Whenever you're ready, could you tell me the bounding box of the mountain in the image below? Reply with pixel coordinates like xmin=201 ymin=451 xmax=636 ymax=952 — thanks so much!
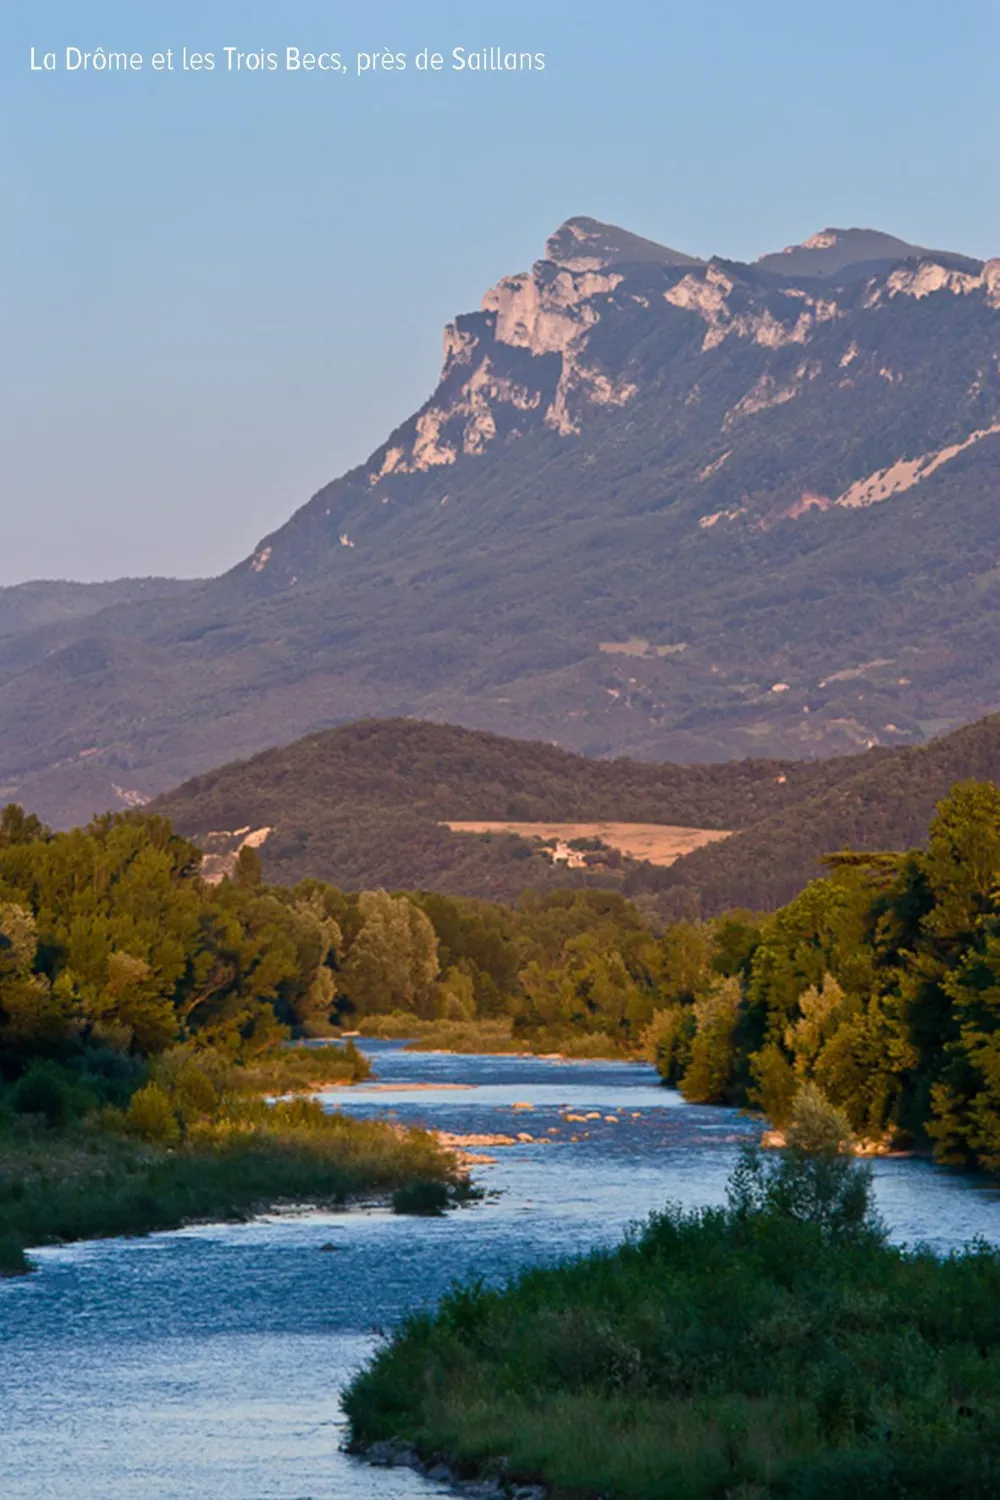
xmin=148 ymin=713 xmax=1000 ymax=912
xmin=0 ymin=578 xmax=198 ymax=640
xmin=2 ymin=216 xmax=998 ymax=827
xmin=544 ymin=215 xmax=704 ymax=270
xmin=755 ymin=227 xmax=982 ymax=281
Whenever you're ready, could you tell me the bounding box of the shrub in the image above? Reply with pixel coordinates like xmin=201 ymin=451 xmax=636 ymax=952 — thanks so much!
xmin=0 ymin=1234 xmax=30 ymax=1277
xmin=726 ymin=1139 xmax=883 ymax=1245
xmin=786 ymin=1081 xmax=855 ymax=1155
xmin=11 ymin=1063 xmax=74 ymax=1127
xmin=124 ymin=1084 xmax=181 ymax=1145
xmin=391 ymin=1180 xmax=452 ymax=1216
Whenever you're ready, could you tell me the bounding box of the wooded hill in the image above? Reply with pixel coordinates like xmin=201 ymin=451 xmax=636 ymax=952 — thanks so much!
xmin=150 ymin=714 xmax=1000 ymax=911
xmin=651 ymin=709 xmax=1000 ymax=912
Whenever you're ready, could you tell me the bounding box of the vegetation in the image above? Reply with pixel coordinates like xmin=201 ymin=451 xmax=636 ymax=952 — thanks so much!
xmin=644 ymin=710 xmax=1000 ymax=915
xmin=0 ymin=1097 xmax=456 ymax=1272
xmin=151 ymin=718 xmax=879 ymax=902
xmin=6 ymin=772 xmax=1000 ymax=1282
xmin=153 ymin=718 xmax=861 ymax=835
xmin=0 ymin=576 xmax=198 ymax=640
xmin=345 ymin=1144 xmax=1000 ymax=1499
xmin=358 ymin=1015 xmax=526 ymax=1053
xmin=643 ymin=780 xmax=1000 ymax=1173
xmin=0 ymin=806 xmax=462 ymax=1271
xmin=147 ymin=713 xmax=1000 ymax=915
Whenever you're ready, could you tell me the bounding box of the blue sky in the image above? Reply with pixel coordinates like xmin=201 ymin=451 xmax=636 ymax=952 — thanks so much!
xmin=2 ymin=0 xmax=997 ymax=584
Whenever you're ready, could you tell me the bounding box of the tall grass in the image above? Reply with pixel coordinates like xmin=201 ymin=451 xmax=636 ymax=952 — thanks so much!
xmin=0 ymin=1042 xmax=458 ymax=1271
xmin=0 ymin=1109 xmax=457 ymax=1262
xmin=345 ymin=1148 xmax=1000 ymax=1498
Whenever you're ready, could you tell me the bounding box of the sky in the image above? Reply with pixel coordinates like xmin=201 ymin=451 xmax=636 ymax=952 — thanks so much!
xmin=2 ymin=0 xmax=997 ymax=586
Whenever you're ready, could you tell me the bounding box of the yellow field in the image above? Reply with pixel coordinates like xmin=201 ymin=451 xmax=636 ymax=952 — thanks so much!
xmin=442 ymin=821 xmax=730 ymax=866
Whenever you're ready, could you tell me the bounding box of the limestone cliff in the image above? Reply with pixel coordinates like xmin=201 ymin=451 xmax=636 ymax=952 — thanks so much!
xmin=363 ymin=216 xmax=995 ymax=486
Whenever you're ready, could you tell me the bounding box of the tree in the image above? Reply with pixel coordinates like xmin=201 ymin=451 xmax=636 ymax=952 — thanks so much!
xmin=342 ymin=891 xmax=440 ymax=1017
xmin=642 ymin=1004 xmax=694 ymax=1086
xmin=0 ymin=902 xmax=75 ymax=1054
xmin=659 ymin=920 xmax=712 ymax=1005
xmin=234 ymin=844 xmax=263 ymax=887
xmin=681 ymin=977 xmax=743 ymax=1104
xmin=0 ymin=805 xmax=49 ymax=848
xmin=785 ymin=1082 xmax=855 ymax=1155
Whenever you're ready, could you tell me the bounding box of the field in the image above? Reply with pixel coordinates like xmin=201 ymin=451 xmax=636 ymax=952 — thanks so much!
xmin=442 ymin=821 xmax=731 ymax=865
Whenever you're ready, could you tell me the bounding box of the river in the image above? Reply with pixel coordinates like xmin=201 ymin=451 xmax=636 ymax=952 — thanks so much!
xmin=2 ymin=1041 xmax=999 ymax=1498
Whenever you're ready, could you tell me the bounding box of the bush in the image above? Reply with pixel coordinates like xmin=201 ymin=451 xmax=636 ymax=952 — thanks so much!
xmin=0 ymin=1234 xmax=30 ymax=1277
xmin=785 ymin=1082 xmax=855 ymax=1155
xmin=727 ymin=1140 xmax=883 ymax=1245
xmin=124 ymin=1084 xmax=181 ymax=1145
xmin=391 ymin=1180 xmax=452 ymax=1216
xmin=11 ymin=1063 xmax=74 ymax=1127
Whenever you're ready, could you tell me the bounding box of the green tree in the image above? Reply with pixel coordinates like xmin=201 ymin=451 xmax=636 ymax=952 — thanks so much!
xmin=342 ymin=891 xmax=440 ymax=1017
xmin=681 ymin=976 xmax=743 ymax=1103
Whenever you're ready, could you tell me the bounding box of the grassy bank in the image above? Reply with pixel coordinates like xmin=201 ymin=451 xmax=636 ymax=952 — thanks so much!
xmin=345 ymin=1148 xmax=1000 ymax=1499
xmin=356 ymin=1014 xmax=634 ymax=1059
xmin=0 ymin=1044 xmax=461 ymax=1275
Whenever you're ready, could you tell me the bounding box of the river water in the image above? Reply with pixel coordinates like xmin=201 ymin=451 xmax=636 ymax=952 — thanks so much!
xmin=2 ymin=1041 xmax=999 ymax=1499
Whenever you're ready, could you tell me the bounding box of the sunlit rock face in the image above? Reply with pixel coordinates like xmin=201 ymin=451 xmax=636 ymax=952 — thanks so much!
xmin=363 ymin=216 xmax=994 ymax=483
xmin=368 ymin=221 xmax=662 ymax=475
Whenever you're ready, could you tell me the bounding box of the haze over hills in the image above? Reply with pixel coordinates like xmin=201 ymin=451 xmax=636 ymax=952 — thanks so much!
xmin=0 ymin=578 xmax=199 ymax=640
xmin=148 ymin=714 xmax=1000 ymax=913
xmin=2 ymin=214 xmax=999 ymax=827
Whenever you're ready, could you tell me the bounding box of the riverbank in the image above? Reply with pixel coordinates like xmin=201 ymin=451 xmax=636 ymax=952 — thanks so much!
xmin=6 ymin=1044 xmax=1000 ymax=1499
xmin=356 ymin=1015 xmax=635 ymax=1060
xmin=345 ymin=1148 xmax=1000 ymax=1500
xmin=0 ymin=1044 xmax=463 ymax=1276
xmin=0 ymin=1109 xmax=462 ymax=1277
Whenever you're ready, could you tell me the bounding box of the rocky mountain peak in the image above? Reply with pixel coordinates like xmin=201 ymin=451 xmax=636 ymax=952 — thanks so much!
xmin=756 ymin=226 xmax=981 ymax=280
xmin=543 ymin=216 xmax=703 ymax=272
xmin=359 ymin=215 xmax=997 ymax=487
xmin=4 ymin=211 xmax=1000 ymax=830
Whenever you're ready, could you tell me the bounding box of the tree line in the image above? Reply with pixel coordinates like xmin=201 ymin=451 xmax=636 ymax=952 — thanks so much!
xmin=0 ymin=804 xmax=668 ymax=1078
xmin=647 ymin=781 xmax=1000 ymax=1173
xmin=3 ymin=783 xmax=1000 ymax=1172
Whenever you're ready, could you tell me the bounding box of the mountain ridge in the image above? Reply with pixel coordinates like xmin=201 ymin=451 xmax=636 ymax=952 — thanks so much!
xmin=2 ymin=215 xmax=998 ymax=827
xmin=144 ymin=713 xmax=1000 ymax=913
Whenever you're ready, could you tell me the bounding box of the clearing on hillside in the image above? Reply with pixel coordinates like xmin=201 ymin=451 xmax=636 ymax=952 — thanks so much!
xmin=442 ymin=821 xmax=730 ymax=866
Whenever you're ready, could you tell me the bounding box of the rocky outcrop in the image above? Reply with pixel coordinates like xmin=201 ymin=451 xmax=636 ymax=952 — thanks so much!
xmin=369 ymin=247 xmax=641 ymax=475
xmin=835 ymin=421 xmax=1000 ymax=510
xmin=364 ymin=218 xmax=996 ymax=486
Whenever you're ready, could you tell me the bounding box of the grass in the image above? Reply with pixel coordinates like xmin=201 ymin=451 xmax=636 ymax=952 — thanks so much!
xmin=356 ymin=1013 xmax=634 ymax=1059
xmin=233 ymin=1036 xmax=372 ymax=1091
xmin=345 ymin=1149 xmax=1000 ymax=1499
xmin=0 ymin=1042 xmax=460 ymax=1273
xmin=358 ymin=1015 xmax=526 ymax=1053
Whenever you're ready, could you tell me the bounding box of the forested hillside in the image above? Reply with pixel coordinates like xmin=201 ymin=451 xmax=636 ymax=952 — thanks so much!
xmin=0 ymin=577 xmax=197 ymax=638
xmin=150 ymin=718 xmax=872 ymax=831
xmin=150 ymin=714 xmax=1000 ymax=913
xmin=656 ymin=709 xmax=1000 ymax=913
xmin=150 ymin=717 xmax=880 ymax=899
